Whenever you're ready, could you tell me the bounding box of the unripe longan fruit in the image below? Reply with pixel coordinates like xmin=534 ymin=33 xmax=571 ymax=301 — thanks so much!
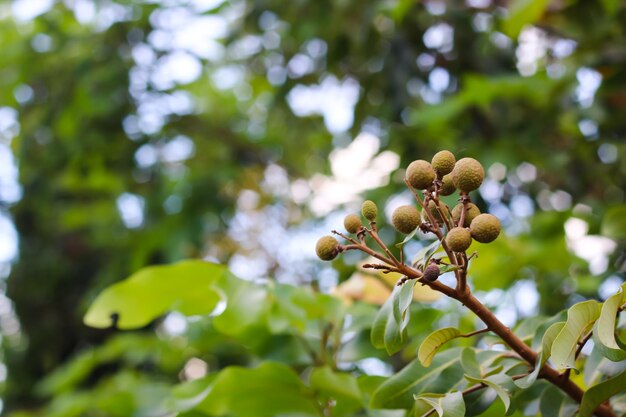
xmin=432 ymin=150 xmax=456 ymax=177
xmin=392 ymin=205 xmax=420 ymax=234
xmin=439 ymin=174 xmax=456 ymax=196
xmin=470 ymin=214 xmax=501 ymax=243
xmin=446 ymin=227 xmax=472 ymax=252
xmin=316 ymin=236 xmax=340 ymax=261
xmin=452 ymin=157 xmax=484 ymax=192
xmin=451 ymin=203 xmax=481 ymax=227
xmin=423 ymin=263 xmax=440 ymax=282
xmin=406 ymin=160 xmax=436 ymax=190
xmin=421 ymin=200 xmax=444 ymax=226
xmin=344 ymin=214 xmax=362 ymax=234
xmin=361 ymin=200 xmax=378 ymax=221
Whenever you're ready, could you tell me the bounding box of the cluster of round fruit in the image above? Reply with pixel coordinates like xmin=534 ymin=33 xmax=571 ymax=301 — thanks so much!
xmin=315 ymin=151 xmax=501 ymax=261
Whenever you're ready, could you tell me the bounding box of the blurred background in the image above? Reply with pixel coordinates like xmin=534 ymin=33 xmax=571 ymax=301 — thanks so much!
xmin=0 ymin=0 xmax=625 ymax=415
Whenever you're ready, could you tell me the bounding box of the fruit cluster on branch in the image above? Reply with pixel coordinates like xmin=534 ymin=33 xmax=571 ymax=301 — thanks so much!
xmin=315 ymin=150 xmax=500 ymax=282
xmin=314 ymin=150 xmax=620 ymax=417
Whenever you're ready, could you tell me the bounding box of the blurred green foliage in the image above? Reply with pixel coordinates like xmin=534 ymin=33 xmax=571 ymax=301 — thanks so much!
xmin=0 ymin=0 xmax=625 ymax=415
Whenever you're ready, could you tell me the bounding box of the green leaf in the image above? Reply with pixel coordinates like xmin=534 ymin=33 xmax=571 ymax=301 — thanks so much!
xmin=84 ymin=261 xmax=227 ymax=329
xmin=514 ymin=315 xmax=549 ymax=345
xmin=418 ymin=327 xmax=461 ymax=367
xmin=513 ymin=351 xmax=541 ymax=389
xmin=501 ymin=0 xmax=550 ymax=38
xmin=541 ymin=321 xmax=565 ymax=360
xmin=583 ymin=342 xmax=626 ymax=387
xmin=412 ymin=240 xmax=441 ymax=267
xmin=460 ymin=347 xmax=482 ymax=379
xmin=371 ymin=285 xmax=408 ymax=354
xmin=438 ymin=264 xmax=460 ymax=274
xmin=551 ymin=300 xmax=601 ymax=371
xmin=165 ymin=375 xmax=217 ymax=413
xmin=310 ymin=367 xmax=362 ymax=417
xmin=593 ymin=283 xmax=626 ymax=361
xmin=600 ymin=0 xmax=620 ymax=16
xmin=414 ymin=394 xmax=443 ymax=417
xmin=539 ymin=385 xmax=577 ymax=417
xmin=396 ymin=227 xmax=419 ymax=248
xmin=212 ymin=271 xmax=269 ymax=336
xmin=579 ymin=370 xmax=626 ymax=417
xmin=371 ymin=348 xmax=465 ymax=409
xmin=512 ymin=319 xmax=564 ymax=389
xmin=465 ymin=374 xmax=512 ymax=412
xmin=268 ymin=283 xmax=343 ymax=334
xmin=601 ymin=205 xmax=626 ymax=239
xmin=414 ymin=392 xmax=465 ymax=417
xmin=194 ymin=362 xmax=321 ymax=417
xmin=310 ymin=366 xmax=362 ymax=402
xmin=394 ymin=281 xmax=417 ymax=334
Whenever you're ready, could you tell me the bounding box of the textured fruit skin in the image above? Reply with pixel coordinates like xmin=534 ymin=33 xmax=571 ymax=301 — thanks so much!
xmin=451 ymin=203 xmax=481 ymax=227
xmin=439 ymin=174 xmax=456 ymax=196
xmin=452 ymin=157 xmax=484 ymax=192
xmin=316 ymin=236 xmax=340 ymax=261
xmin=446 ymin=227 xmax=472 ymax=252
xmin=432 ymin=150 xmax=456 ymax=177
xmin=392 ymin=205 xmax=420 ymax=234
xmin=422 ymin=200 xmax=444 ymax=225
xmin=406 ymin=160 xmax=436 ymax=190
xmin=470 ymin=214 xmax=501 ymax=243
xmin=423 ymin=264 xmax=440 ymax=282
xmin=361 ymin=200 xmax=378 ymax=221
xmin=344 ymin=214 xmax=362 ymax=234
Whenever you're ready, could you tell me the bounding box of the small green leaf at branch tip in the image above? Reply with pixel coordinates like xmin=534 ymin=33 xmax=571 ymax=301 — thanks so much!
xmin=396 ymin=227 xmax=418 ymax=248
xmin=579 ymin=370 xmax=626 ymax=417
xmin=371 ymin=283 xmax=414 ymax=354
xmin=413 ymin=240 xmax=442 ymax=267
xmin=551 ymin=300 xmax=601 ymax=372
xmin=437 ymin=264 xmax=460 ymax=274
xmin=414 ymin=392 xmax=465 ymax=417
xmin=418 ymin=327 xmax=461 ymax=367
xmin=593 ymin=283 xmax=626 ymax=361
xmin=395 ymin=280 xmax=416 ymax=334
xmin=464 ymin=374 xmax=512 ymax=412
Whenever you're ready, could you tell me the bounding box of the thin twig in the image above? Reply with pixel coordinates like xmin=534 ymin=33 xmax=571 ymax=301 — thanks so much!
xmin=431 ymin=195 xmax=454 ymax=232
xmin=458 ymin=192 xmax=469 ymax=228
xmin=367 ymin=228 xmax=402 ymax=267
xmin=331 ymin=230 xmax=360 ymax=246
xmin=341 ymin=244 xmax=395 ymax=266
xmin=576 ymin=329 xmax=594 ymax=359
xmin=460 ymin=328 xmax=490 ymax=338
xmin=459 ymin=252 xmax=469 ymax=296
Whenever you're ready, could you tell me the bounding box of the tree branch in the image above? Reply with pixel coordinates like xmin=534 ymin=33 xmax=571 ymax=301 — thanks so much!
xmin=458 ymin=292 xmax=618 ymax=417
